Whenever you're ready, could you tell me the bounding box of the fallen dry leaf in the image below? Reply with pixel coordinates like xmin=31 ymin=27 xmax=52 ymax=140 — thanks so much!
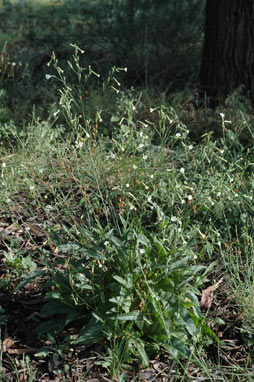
xmin=2 ymin=336 xmax=13 ymax=352
xmin=7 ymin=347 xmax=38 ymax=355
xmin=19 ymin=372 xmax=26 ymax=382
xmin=200 ymin=277 xmax=223 ymax=309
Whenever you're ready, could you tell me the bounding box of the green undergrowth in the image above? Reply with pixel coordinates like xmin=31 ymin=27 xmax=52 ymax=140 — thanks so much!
xmin=0 ymin=45 xmax=254 ymax=379
xmin=1 ymin=1 xmax=254 ymax=380
xmin=0 ymin=0 xmax=204 ymax=127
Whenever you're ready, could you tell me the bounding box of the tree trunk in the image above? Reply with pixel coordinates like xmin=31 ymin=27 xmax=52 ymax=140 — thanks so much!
xmin=200 ymin=0 xmax=254 ymax=102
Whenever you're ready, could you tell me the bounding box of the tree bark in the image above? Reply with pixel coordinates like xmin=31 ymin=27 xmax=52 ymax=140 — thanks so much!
xmin=200 ymin=0 xmax=254 ymax=102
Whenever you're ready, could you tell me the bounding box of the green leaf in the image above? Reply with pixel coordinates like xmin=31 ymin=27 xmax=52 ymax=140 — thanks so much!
xmin=162 ymin=343 xmax=178 ymax=359
xmin=163 ymin=337 xmax=190 ymax=359
xmin=40 ymin=300 xmax=77 ymax=317
xmin=107 ymin=235 xmax=123 ymax=248
xmin=118 ymin=372 xmax=127 ymax=382
xmin=112 ymin=275 xmax=131 ymax=288
xmin=37 ymin=318 xmax=67 ymax=337
xmin=201 ymin=322 xmax=218 ymax=342
xmin=46 ymin=291 xmax=63 ymax=300
xmin=134 ymin=338 xmax=149 ymax=367
xmin=57 ymin=243 xmax=81 ymax=253
xmin=110 ymin=115 xmax=120 ymax=122
xmin=171 ymin=337 xmax=191 ymax=357
xmin=80 ymin=248 xmax=104 ymax=259
xmin=120 ymin=124 xmax=130 ymax=134
xmin=15 ymin=270 xmax=47 ymax=291
xmin=35 ymin=346 xmax=53 ymax=358
xmin=73 ymin=321 xmax=103 ymax=345
xmin=85 ymin=174 xmax=97 ymax=182
xmin=182 ymin=312 xmax=197 ymax=337
xmin=185 ymin=291 xmax=202 ymax=317
xmin=112 ymin=275 xmax=126 ymax=285
xmin=113 ymin=311 xmax=146 ymax=321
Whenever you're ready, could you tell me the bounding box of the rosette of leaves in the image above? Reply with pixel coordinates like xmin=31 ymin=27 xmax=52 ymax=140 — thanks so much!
xmin=22 ymin=226 xmax=215 ymax=367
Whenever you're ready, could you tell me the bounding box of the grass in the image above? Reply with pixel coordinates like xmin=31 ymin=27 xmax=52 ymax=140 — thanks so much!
xmin=1 ymin=0 xmax=254 ymax=381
